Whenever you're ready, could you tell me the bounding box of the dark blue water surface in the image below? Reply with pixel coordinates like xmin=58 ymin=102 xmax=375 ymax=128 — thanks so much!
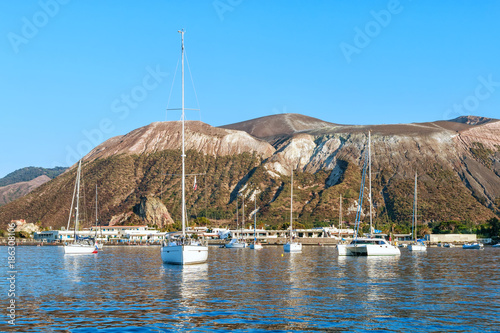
xmin=1 ymin=245 xmax=499 ymax=332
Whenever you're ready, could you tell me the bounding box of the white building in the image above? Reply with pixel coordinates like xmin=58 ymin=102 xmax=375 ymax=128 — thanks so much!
xmin=34 ymin=225 xmax=164 ymax=242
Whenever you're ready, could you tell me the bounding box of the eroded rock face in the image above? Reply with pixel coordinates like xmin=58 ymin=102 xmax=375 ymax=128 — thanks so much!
xmin=133 ymin=196 xmax=174 ymax=228
xmin=85 ymin=121 xmax=275 ymax=162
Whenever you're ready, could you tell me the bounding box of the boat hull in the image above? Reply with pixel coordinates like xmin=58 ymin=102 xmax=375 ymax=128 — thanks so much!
xmin=408 ymin=244 xmax=427 ymax=252
xmin=225 ymin=239 xmax=247 ymax=248
xmin=161 ymin=244 xmax=208 ymax=265
xmin=284 ymin=242 xmax=302 ymax=253
xmin=463 ymin=243 xmax=484 ymax=249
xmin=339 ymin=244 xmax=400 ymax=256
xmin=64 ymin=244 xmax=97 ymax=254
xmin=249 ymin=243 xmax=263 ymax=250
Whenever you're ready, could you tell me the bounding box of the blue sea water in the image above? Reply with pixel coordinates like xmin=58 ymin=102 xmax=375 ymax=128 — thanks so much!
xmin=1 ymin=245 xmax=499 ymax=332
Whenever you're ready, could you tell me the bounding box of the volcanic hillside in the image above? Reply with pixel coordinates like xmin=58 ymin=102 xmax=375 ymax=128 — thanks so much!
xmin=1 ymin=114 xmax=498 ymax=235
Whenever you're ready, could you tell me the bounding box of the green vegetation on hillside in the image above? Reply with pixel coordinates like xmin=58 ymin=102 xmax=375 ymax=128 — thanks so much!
xmin=0 ymin=150 xmax=496 ymax=231
xmin=470 ymin=142 xmax=493 ymax=168
xmin=0 ymin=166 xmax=67 ymax=187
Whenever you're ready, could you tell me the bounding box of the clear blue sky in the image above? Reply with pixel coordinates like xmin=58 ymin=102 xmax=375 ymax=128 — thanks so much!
xmin=1 ymin=0 xmax=499 ymax=178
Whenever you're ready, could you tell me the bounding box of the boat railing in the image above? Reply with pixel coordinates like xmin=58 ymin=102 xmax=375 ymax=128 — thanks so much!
xmin=163 ymin=233 xmax=207 ymax=247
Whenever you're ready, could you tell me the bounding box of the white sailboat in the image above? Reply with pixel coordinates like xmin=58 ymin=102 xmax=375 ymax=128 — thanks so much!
xmin=225 ymin=193 xmax=247 ymax=248
xmin=408 ymin=172 xmax=426 ymax=252
xmin=249 ymin=199 xmax=263 ymax=250
xmin=284 ymin=170 xmax=302 ymax=253
xmin=338 ymin=132 xmax=400 ymax=256
xmin=64 ymin=160 xmax=98 ymax=254
xmin=161 ymin=30 xmax=208 ymax=265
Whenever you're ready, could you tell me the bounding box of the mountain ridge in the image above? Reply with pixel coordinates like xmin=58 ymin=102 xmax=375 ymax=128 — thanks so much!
xmin=0 ymin=114 xmax=498 ymax=233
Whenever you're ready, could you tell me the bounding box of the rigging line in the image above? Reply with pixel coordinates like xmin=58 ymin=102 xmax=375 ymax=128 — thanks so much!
xmin=184 ymin=49 xmax=202 ymax=122
xmin=184 ymin=50 xmax=207 ymax=221
xmin=165 ymin=55 xmax=180 ymax=122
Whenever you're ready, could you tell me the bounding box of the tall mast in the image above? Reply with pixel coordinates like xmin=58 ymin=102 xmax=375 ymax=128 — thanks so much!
xmin=254 ymin=199 xmax=257 ymax=242
xmin=95 ymin=184 xmax=98 ymax=237
xmin=236 ymin=195 xmax=239 ymax=235
xmin=339 ymin=194 xmax=342 ymax=231
xmin=414 ymin=172 xmax=418 ymax=241
xmin=179 ymin=29 xmax=186 ymax=236
xmin=242 ymin=194 xmax=245 ymax=238
xmin=368 ymin=131 xmax=373 ymax=236
xmin=290 ymin=169 xmax=293 ymax=240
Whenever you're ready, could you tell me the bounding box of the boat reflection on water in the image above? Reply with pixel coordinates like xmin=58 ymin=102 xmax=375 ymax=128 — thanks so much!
xmin=63 ymin=249 xmax=99 ymax=284
xmin=161 ymin=263 xmax=209 ymax=297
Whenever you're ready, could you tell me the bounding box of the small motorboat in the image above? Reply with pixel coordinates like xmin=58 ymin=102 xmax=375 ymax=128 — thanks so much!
xmin=462 ymin=243 xmax=484 ymax=249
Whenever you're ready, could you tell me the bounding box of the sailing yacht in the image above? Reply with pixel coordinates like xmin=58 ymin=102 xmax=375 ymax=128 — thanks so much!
xmin=225 ymin=193 xmax=247 ymax=248
xmin=337 ymin=132 xmax=400 ymax=256
xmin=64 ymin=160 xmax=98 ymax=254
xmin=161 ymin=30 xmax=208 ymax=265
xmin=284 ymin=170 xmax=302 ymax=253
xmin=408 ymin=172 xmax=426 ymax=252
xmin=249 ymin=199 xmax=263 ymax=250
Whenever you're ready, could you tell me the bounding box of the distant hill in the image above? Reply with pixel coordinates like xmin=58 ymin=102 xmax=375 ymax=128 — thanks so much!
xmin=220 ymin=113 xmax=336 ymax=142
xmin=0 ymin=175 xmax=51 ymax=206
xmin=0 ymin=167 xmax=67 ymax=187
xmin=0 ymin=167 xmax=67 ymax=207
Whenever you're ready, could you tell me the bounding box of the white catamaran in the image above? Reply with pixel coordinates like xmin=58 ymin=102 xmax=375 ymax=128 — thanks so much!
xmin=284 ymin=170 xmax=302 ymax=253
xmin=337 ymin=132 xmax=400 ymax=256
xmin=161 ymin=30 xmax=208 ymax=265
xmin=64 ymin=160 xmax=98 ymax=254
xmin=408 ymin=172 xmax=426 ymax=252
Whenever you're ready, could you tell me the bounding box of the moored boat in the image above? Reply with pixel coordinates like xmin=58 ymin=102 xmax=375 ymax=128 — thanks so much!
xmin=249 ymin=199 xmax=263 ymax=250
xmin=408 ymin=172 xmax=426 ymax=252
xmin=462 ymin=243 xmax=484 ymax=249
xmin=225 ymin=238 xmax=247 ymax=248
xmin=161 ymin=30 xmax=208 ymax=265
xmin=338 ymin=132 xmax=400 ymax=257
xmin=64 ymin=160 xmax=98 ymax=255
xmin=339 ymin=237 xmax=400 ymax=256
xmin=283 ymin=170 xmax=302 ymax=253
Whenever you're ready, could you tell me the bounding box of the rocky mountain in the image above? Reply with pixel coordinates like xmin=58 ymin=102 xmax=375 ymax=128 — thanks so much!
xmin=0 ymin=114 xmax=498 ymax=234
